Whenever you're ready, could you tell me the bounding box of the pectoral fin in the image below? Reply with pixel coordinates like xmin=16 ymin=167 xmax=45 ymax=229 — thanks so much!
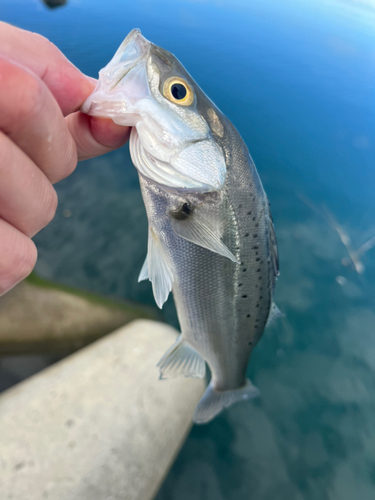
xmin=170 ymin=212 xmax=239 ymax=263
xmin=157 ymin=335 xmax=206 ymax=379
xmin=144 ymin=229 xmax=173 ymax=309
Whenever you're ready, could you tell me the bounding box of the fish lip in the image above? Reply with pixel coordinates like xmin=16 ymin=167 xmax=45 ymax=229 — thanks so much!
xmin=81 ymin=28 xmax=151 ymax=116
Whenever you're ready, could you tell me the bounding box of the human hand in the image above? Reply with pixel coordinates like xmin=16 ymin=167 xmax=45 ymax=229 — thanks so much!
xmin=0 ymin=22 xmax=130 ymax=296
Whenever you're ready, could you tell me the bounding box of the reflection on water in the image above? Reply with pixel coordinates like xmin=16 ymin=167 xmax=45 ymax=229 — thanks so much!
xmin=2 ymin=0 xmax=375 ymax=498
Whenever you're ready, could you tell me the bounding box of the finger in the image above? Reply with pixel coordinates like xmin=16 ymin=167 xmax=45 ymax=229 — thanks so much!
xmin=0 ymin=218 xmax=37 ymax=296
xmin=66 ymin=113 xmax=130 ymax=161
xmin=0 ymin=131 xmax=58 ymax=237
xmin=0 ymin=21 xmax=94 ymax=116
xmin=0 ymin=57 xmax=78 ymax=184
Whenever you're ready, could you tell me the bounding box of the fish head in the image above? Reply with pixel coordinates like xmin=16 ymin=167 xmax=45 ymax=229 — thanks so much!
xmin=82 ymin=29 xmax=227 ymax=192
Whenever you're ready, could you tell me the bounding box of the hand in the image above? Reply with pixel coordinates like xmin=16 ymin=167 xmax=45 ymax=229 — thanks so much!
xmin=0 ymin=22 xmax=130 ymax=296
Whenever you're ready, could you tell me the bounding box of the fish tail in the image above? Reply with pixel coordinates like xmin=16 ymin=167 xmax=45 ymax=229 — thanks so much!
xmin=193 ymin=379 xmax=260 ymax=424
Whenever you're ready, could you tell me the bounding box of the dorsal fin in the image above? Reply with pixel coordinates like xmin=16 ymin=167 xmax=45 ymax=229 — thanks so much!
xmin=267 ymin=200 xmax=279 ymax=289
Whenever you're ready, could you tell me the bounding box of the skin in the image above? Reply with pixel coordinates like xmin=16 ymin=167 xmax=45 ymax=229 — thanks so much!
xmin=0 ymin=22 xmax=130 ymax=296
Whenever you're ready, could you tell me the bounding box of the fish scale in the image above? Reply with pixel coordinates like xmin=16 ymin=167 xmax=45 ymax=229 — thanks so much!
xmin=139 ymin=120 xmax=273 ymax=393
xmin=82 ymin=28 xmax=280 ymax=423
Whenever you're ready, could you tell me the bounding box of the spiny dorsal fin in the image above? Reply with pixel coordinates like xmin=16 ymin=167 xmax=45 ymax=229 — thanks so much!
xmin=267 ymin=201 xmax=279 ymax=288
xmin=169 ymin=211 xmax=239 ymax=263
xmin=147 ymin=228 xmax=173 ymax=309
xmin=157 ymin=335 xmax=206 ymax=379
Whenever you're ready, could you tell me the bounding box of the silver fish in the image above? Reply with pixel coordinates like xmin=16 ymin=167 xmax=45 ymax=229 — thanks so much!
xmin=82 ymin=29 xmax=280 ymax=423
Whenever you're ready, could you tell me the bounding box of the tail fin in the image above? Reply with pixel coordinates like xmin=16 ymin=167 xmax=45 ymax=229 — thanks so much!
xmin=193 ymin=379 xmax=260 ymax=424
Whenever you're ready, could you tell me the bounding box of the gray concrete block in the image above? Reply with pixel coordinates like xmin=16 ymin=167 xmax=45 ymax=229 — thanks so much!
xmin=0 ymin=279 xmax=156 ymax=355
xmin=0 ymin=320 xmax=206 ymax=500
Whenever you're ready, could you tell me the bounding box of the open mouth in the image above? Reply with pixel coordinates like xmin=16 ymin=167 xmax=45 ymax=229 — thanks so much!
xmin=81 ymin=29 xmax=151 ymax=120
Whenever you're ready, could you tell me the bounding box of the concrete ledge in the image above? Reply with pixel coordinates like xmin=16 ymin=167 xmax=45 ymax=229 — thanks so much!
xmin=0 ymin=320 xmax=206 ymax=500
xmin=0 ymin=277 xmax=157 ymax=355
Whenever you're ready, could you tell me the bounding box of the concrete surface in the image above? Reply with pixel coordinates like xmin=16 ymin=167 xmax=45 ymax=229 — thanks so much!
xmin=0 ymin=320 xmax=206 ymax=500
xmin=0 ymin=279 xmax=156 ymax=355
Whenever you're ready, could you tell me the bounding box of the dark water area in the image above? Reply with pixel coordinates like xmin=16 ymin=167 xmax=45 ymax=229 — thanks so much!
xmin=2 ymin=0 xmax=375 ymax=498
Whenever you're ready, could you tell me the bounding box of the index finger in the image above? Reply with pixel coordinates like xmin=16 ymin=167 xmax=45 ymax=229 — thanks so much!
xmin=0 ymin=21 xmax=93 ymax=116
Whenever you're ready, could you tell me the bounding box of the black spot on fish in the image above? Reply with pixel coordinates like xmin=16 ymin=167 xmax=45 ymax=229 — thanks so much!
xmin=247 ymin=314 xmax=251 ymax=318
xmin=248 ymin=341 xmax=252 ymax=345
xmin=257 ymin=268 xmax=261 ymax=272
xmin=247 ymin=211 xmax=252 ymax=215
xmin=258 ymin=276 xmax=262 ymax=280
xmin=253 ymin=234 xmax=258 ymax=238
xmin=245 ymin=233 xmax=249 ymax=237
xmin=256 ymin=258 xmax=260 ymax=261
xmin=239 ymin=204 xmax=242 ymax=209
xmin=255 ymin=325 xmax=258 ymax=329
xmin=260 ymin=296 xmax=263 ymax=299
xmin=242 ymin=295 xmax=248 ymax=298
xmin=256 ymin=303 xmax=259 ymax=308
xmin=243 ymin=268 xmax=247 ymax=272
xmin=238 ymin=283 xmax=242 ymax=287
xmin=252 ymin=217 xmax=256 ymax=221
xmin=255 ymin=318 xmax=259 ymax=322
xmin=253 ymin=245 xmax=258 ymax=250
xmin=255 ymin=223 xmax=259 ymax=228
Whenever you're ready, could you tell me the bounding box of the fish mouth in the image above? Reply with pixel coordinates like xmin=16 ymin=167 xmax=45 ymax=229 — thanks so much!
xmin=82 ymin=29 xmax=227 ymax=192
xmin=81 ymin=29 xmax=151 ymax=123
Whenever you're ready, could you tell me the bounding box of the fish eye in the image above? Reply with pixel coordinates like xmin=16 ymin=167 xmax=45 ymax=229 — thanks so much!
xmin=163 ymin=77 xmax=194 ymax=106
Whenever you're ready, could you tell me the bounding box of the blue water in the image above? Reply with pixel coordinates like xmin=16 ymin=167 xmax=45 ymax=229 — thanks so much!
xmin=2 ymin=0 xmax=375 ymax=498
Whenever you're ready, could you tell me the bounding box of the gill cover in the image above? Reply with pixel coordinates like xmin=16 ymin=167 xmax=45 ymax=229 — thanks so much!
xmin=82 ymin=29 xmax=227 ymax=192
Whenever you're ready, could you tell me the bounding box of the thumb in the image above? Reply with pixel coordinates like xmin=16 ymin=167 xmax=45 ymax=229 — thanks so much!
xmin=66 ymin=112 xmax=131 ymax=161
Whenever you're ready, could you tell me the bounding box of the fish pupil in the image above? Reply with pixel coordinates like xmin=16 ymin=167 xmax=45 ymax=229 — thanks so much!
xmin=171 ymin=83 xmax=187 ymax=100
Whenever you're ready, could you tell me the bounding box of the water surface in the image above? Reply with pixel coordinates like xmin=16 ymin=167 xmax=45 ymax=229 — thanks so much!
xmin=2 ymin=0 xmax=375 ymax=498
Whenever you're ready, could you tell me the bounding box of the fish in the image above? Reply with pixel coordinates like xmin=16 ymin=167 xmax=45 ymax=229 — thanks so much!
xmin=82 ymin=29 xmax=281 ymax=424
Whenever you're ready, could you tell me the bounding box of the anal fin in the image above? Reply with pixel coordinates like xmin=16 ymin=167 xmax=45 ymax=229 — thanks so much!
xmin=157 ymin=335 xmax=206 ymax=379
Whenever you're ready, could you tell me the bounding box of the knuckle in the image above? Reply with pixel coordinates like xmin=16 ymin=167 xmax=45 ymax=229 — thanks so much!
xmin=0 ymin=237 xmax=37 ymax=296
xmin=16 ymin=239 xmax=38 ymax=281
xmin=60 ymin=138 xmax=77 ymax=180
xmin=31 ymin=32 xmax=50 ymax=47
xmin=17 ymin=73 xmax=45 ymax=123
xmin=32 ymin=32 xmax=60 ymax=58
xmin=42 ymin=186 xmax=58 ymax=226
xmin=0 ymin=132 xmax=12 ymax=171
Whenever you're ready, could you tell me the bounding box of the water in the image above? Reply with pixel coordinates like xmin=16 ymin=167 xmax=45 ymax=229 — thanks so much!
xmin=2 ymin=0 xmax=375 ymax=498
